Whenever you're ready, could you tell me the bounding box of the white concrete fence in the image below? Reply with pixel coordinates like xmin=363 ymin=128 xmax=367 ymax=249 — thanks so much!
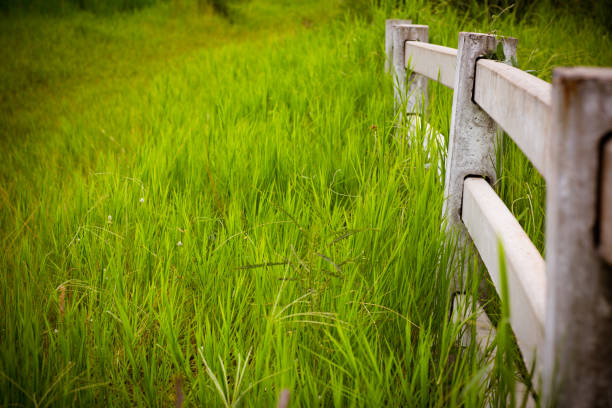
xmin=386 ymin=20 xmax=612 ymax=408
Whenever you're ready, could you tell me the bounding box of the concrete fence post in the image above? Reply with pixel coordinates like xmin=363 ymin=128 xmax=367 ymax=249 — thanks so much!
xmin=543 ymin=67 xmax=612 ymax=408
xmin=390 ymin=24 xmax=428 ymax=124
xmin=600 ymin=138 xmax=612 ymax=265
xmin=385 ymin=19 xmax=411 ymax=73
xmin=442 ymin=32 xmax=517 ymax=234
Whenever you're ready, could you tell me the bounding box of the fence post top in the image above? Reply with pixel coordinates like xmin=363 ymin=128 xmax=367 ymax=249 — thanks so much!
xmin=551 ymin=67 xmax=612 ymax=122
xmin=457 ymin=31 xmax=517 ymax=42
xmin=456 ymin=32 xmax=517 ymax=64
xmin=392 ymin=24 xmax=428 ymax=43
xmin=553 ymin=66 xmax=612 ymax=83
xmin=392 ymin=23 xmax=428 ymax=30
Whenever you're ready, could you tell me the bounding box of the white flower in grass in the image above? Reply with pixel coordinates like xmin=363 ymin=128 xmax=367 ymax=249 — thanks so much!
xmin=139 ymin=197 xmax=145 ymax=203
xmin=107 ymin=215 xmax=112 ymax=224
xmin=177 ymin=241 xmax=183 ymax=247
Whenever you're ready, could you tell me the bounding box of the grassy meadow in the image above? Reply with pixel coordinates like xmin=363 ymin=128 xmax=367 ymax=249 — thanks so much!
xmin=1 ymin=0 xmax=611 ymax=406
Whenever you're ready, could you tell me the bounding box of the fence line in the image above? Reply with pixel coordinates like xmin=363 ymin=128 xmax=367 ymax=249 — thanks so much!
xmin=386 ymin=21 xmax=612 ymax=408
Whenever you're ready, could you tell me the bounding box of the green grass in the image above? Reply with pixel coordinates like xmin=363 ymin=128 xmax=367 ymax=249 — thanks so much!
xmin=1 ymin=0 xmax=164 ymax=14
xmin=1 ymin=0 xmax=611 ymax=406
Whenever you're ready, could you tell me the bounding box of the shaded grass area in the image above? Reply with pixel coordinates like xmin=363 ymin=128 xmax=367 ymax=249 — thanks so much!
xmin=0 ymin=2 xmax=223 ymax=144
xmin=1 ymin=0 xmax=611 ymax=406
xmin=0 ymin=0 xmax=337 ymax=148
xmin=0 ymin=0 xmax=232 ymax=15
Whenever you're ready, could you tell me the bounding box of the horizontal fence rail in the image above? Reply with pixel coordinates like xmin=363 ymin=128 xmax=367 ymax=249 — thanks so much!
xmin=473 ymin=59 xmax=551 ymax=178
xmin=386 ymin=20 xmax=612 ymax=408
xmin=404 ymin=41 xmax=457 ymax=88
xmin=462 ymin=177 xmax=546 ymax=371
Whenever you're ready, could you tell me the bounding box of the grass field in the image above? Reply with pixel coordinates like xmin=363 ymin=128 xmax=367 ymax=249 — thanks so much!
xmin=1 ymin=0 xmax=611 ymax=406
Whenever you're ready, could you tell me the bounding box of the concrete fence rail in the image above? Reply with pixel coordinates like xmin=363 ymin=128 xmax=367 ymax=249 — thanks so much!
xmin=473 ymin=59 xmax=551 ymax=178
xmin=404 ymin=41 xmax=457 ymax=88
xmin=386 ymin=20 xmax=612 ymax=408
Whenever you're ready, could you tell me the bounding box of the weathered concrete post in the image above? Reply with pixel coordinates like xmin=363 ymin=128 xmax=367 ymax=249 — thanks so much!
xmin=390 ymin=24 xmax=428 ymax=124
xmin=543 ymin=67 xmax=612 ymax=408
xmin=600 ymin=138 xmax=612 ymax=265
xmin=385 ymin=19 xmax=411 ymax=73
xmin=442 ymin=33 xmax=517 ymax=234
